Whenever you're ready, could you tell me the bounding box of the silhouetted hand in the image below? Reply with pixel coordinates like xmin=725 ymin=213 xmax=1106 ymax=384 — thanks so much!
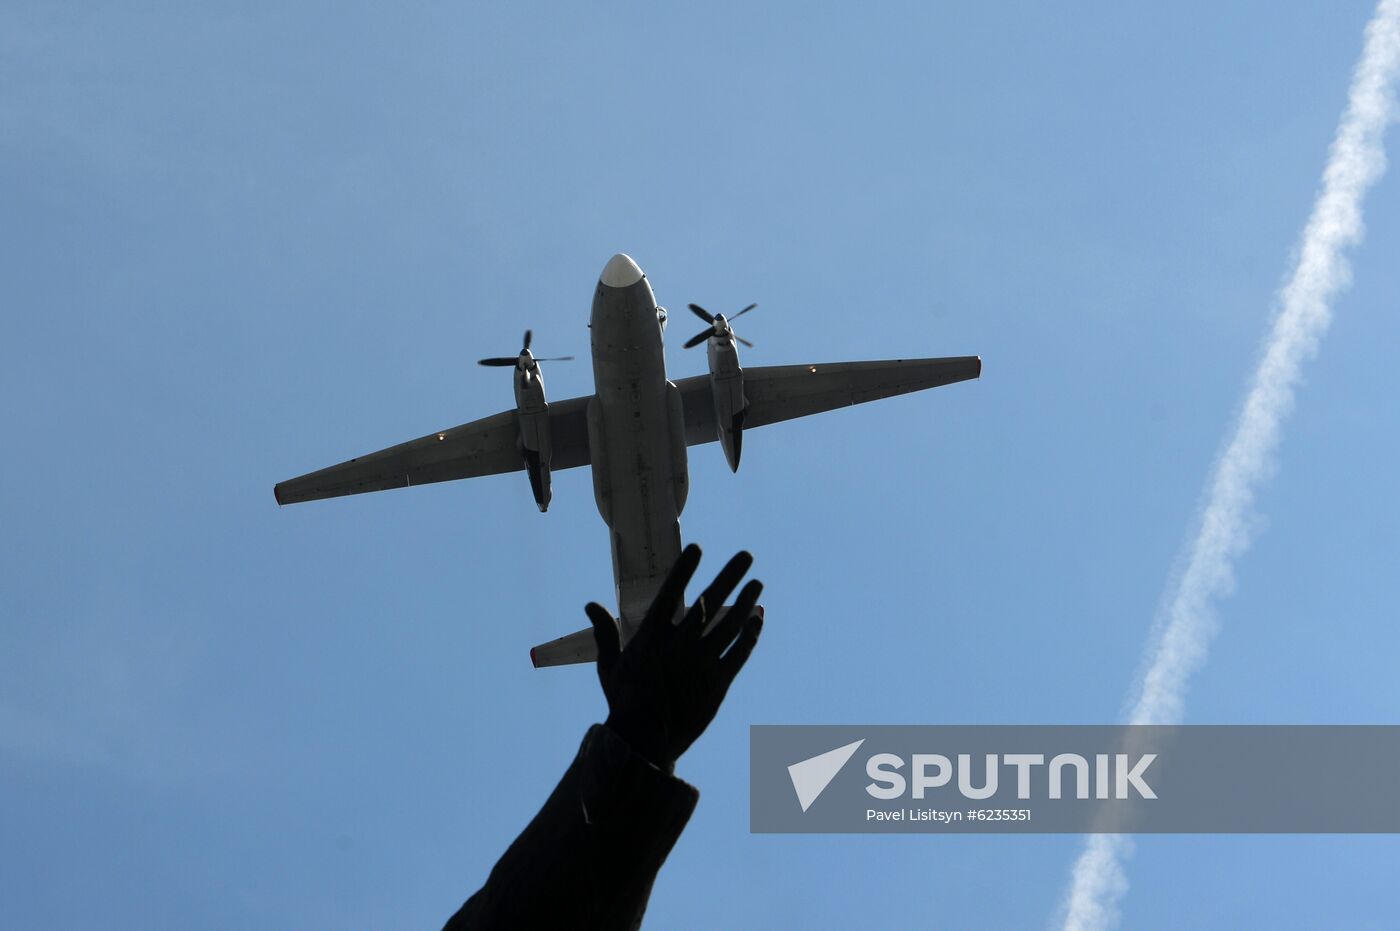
xmin=585 ymin=544 xmax=764 ymax=771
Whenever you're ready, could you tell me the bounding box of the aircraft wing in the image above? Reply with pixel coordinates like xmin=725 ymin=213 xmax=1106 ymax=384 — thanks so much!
xmin=274 ymin=395 xmax=592 ymax=505
xmin=676 ymin=355 xmax=981 ymax=445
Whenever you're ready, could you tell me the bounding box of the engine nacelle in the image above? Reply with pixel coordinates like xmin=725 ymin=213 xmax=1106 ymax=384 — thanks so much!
xmin=514 ymin=366 xmax=553 ymax=512
xmin=706 ymin=339 xmax=748 ymax=472
xmin=516 ymin=407 xmax=552 ymax=512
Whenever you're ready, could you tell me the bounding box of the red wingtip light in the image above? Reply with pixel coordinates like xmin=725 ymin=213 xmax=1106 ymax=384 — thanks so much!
xmin=530 ymin=647 xmax=539 ymax=668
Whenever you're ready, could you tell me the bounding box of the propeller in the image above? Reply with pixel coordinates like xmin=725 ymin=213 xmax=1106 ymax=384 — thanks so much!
xmin=478 ymin=329 xmax=574 ymax=367
xmin=684 ymin=303 xmax=757 ymax=350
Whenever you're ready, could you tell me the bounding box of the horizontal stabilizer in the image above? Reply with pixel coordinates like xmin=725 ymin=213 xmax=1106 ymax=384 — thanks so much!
xmin=530 ymin=604 xmax=764 ymax=669
xmin=530 ymin=626 xmax=598 ymax=668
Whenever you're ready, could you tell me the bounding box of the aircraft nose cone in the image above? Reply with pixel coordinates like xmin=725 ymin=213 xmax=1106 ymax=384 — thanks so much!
xmin=600 ymin=253 xmax=644 ymax=288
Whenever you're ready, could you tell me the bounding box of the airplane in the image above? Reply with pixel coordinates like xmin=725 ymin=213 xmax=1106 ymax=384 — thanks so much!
xmin=274 ymin=253 xmax=981 ymax=668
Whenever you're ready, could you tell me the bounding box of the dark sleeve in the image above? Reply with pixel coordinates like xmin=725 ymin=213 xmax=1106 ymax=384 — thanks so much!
xmin=442 ymin=723 xmax=700 ymax=931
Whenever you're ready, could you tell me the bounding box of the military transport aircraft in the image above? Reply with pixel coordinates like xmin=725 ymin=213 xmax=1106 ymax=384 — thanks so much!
xmin=274 ymin=254 xmax=980 ymax=667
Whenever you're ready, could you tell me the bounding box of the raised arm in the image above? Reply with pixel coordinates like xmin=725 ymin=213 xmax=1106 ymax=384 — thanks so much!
xmin=443 ymin=545 xmax=763 ymax=930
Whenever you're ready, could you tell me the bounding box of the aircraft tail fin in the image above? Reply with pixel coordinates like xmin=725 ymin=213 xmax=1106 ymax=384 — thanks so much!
xmin=529 ymin=603 xmax=764 ymax=669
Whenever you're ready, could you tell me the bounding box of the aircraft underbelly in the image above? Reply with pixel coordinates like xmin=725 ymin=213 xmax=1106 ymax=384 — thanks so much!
xmin=590 ymin=284 xmax=684 ymax=637
xmin=595 ymin=371 xmax=681 ymax=634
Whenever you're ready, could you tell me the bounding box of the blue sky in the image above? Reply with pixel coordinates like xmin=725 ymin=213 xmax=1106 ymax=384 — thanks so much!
xmin=4 ymin=2 xmax=1400 ymax=928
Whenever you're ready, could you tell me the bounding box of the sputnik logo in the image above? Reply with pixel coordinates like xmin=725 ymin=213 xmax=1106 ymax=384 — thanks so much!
xmin=787 ymin=739 xmax=865 ymax=812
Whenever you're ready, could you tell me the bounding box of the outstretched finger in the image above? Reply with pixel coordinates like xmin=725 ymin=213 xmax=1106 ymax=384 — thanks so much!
xmin=705 ymin=578 xmax=761 ymax=655
xmin=681 ymin=550 xmax=753 ymax=638
xmin=641 ymin=543 xmax=702 ymax=635
xmin=718 ymin=609 xmax=764 ymax=685
xmin=585 ymin=602 xmax=621 ymax=672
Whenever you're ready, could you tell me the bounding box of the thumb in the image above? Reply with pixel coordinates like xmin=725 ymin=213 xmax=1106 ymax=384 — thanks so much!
xmin=585 ymin=602 xmax=621 ymax=671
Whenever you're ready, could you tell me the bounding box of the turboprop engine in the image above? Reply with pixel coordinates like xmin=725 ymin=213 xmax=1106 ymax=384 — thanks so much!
xmin=478 ymin=329 xmax=573 ymax=511
xmin=684 ymin=303 xmax=757 ymax=471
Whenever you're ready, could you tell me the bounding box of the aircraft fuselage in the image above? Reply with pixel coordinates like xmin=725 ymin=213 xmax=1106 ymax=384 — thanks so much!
xmin=586 ymin=255 xmax=688 ymax=638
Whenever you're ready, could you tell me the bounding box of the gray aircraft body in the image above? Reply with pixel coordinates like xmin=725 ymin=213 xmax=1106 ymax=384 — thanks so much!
xmin=275 ymin=254 xmax=980 ymax=667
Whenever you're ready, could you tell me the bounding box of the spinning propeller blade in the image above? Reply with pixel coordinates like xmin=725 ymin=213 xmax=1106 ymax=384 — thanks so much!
xmin=681 ymin=303 xmax=758 ymax=349
xmin=478 ymin=329 xmax=571 ymax=368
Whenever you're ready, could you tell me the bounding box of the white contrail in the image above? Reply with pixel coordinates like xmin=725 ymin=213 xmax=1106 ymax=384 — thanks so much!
xmin=1060 ymin=3 xmax=1400 ymax=929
